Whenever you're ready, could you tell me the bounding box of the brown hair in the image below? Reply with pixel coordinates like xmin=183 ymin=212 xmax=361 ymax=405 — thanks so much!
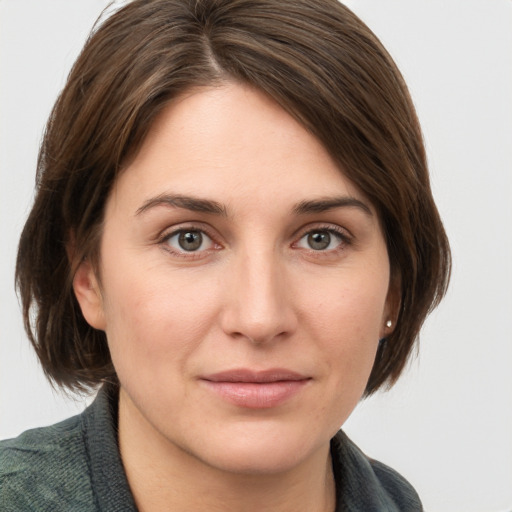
xmin=16 ymin=0 xmax=450 ymax=395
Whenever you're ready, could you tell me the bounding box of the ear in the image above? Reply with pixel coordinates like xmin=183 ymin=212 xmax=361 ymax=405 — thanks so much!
xmin=73 ymin=259 xmax=106 ymax=331
xmin=380 ymin=274 xmax=401 ymax=339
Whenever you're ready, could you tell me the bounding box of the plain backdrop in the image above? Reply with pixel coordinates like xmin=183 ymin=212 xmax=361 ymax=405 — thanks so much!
xmin=1 ymin=1 xmax=511 ymax=511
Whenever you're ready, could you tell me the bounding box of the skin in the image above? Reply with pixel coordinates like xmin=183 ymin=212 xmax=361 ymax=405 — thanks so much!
xmin=74 ymin=82 xmax=397 ymax=512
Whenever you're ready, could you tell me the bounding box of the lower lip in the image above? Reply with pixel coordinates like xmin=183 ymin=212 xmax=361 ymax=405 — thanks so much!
xmin=201 ymin=380 xmax=309 ymax=409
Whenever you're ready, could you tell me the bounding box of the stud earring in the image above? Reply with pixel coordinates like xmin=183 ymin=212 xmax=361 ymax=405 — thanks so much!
xmin=385 ymin=319 xmax=392 ymax=328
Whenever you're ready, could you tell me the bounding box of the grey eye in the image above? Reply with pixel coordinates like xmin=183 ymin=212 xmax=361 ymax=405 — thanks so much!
xmin=296 ymin=229 xmax=344 ymax=252
xmin=178 ymin=231 xmax=203 ymax=251
xmin=307 ymin=231 xmax=332 ymax=250
xmin=165 ymin=229 xmax=214 ymax=253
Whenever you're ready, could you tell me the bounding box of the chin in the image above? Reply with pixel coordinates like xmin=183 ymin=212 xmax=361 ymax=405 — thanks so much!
xmin=182 ymin=421 xmax=332 ymax=476
xmin=201 ymin=445 xmax=313 ymax=476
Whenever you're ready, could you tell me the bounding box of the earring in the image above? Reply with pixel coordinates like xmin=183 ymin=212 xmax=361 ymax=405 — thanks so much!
xmin=385 ymin=319 xmax=392 ymax=328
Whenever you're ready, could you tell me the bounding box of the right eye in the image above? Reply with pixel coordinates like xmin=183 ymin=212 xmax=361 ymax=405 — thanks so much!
xmin=295 ymin=229 xmax=346 ymax=252
xmin=163 ymin=229 xmax=216 ymax=254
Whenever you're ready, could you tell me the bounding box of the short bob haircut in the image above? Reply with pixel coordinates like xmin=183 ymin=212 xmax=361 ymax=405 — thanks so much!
xmin=16 ymin=0 xmax=450 ymax=396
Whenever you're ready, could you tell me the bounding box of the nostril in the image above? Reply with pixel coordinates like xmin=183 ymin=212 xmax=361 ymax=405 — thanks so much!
xmin=219 ymin=262 xmax=297 ymax=344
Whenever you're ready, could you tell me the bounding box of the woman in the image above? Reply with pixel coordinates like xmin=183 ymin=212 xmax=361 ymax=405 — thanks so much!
xmin=0 ymin=0 xmax=450 ymax=510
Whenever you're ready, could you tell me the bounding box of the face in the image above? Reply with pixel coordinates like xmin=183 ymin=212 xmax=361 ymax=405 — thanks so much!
xmin=75 ymin=83 xmax=395 ymax=475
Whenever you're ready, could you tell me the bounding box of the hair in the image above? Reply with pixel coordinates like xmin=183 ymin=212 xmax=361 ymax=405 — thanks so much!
xmin=16 ymin=0 xmax=450 ymax=396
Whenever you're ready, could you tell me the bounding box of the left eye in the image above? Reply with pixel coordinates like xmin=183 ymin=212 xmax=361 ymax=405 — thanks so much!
xmin=165 ymin=230 xmax=214 ymax=252
xmin=296 ymin=230 xmax=343 ymax=251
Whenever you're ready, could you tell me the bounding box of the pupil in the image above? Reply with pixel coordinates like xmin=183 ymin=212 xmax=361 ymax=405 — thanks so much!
xmin=179 ymin=231 xmax=202 ymax=251
xmin=308 ymin=231 xmax=330 ymax=250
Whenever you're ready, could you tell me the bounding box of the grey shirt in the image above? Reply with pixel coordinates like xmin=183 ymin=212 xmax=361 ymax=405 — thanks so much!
xmin=1 ymin=385 xmax=422 ymax=511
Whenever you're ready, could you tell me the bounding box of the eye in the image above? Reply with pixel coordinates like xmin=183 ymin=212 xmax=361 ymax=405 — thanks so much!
xmin=164 ymin=229 xmax=215 ymax=253
xmin=296 ymin=229 xmax=345 ymax=251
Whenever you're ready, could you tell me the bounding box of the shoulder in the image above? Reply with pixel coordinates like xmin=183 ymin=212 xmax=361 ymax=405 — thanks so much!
xmin=0 ymin=414 xmax=96 ymax=511
xmin=332 ymin=430 xmax=423 ymax=511
xmin=368 ymin=456 xmax=423 ymax=509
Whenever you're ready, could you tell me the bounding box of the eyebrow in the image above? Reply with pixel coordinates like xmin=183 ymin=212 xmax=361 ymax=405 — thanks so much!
xmin=136 ymin=194 xmax=227 ymax=216
xmin=293 ymin=196 xmax=373 ymax=216
xmin=135 ymin=193 xmax=372 ymax=218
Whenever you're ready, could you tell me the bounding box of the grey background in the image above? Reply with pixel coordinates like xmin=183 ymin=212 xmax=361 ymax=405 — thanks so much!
xmin=1 ymin=1 xmax=511 ymax=510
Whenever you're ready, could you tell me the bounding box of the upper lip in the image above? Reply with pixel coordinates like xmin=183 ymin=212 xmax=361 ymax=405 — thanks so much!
xmin=201 ymin=368 xmax=310 ymax=383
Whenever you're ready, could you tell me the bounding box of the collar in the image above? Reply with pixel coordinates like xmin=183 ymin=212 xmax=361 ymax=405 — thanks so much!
xmin=82 ymin=385 xmax=422 ymax=511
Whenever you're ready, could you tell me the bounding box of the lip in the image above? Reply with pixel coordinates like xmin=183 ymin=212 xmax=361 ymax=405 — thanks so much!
xmin=200 ymin=368 xmax=311 ymax=409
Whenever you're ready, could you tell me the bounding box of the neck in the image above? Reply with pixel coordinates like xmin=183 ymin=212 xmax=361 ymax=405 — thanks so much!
xmin=118 ymin=389 xmax=336 ymax=512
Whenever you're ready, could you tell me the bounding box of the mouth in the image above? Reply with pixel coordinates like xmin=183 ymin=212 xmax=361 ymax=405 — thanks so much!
xmin=200 ymin=368 xmax=311 ymax=409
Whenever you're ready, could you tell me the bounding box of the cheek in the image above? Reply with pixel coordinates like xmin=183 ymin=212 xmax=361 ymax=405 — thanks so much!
xmin=300 ymin=270 xmax=388 ymax=343
xmin=99 ymin=259 xmax=221 ymax=373
xmin=296 ymin=268 xmax=388 ymax=390
xmin=318 ymin=293 xmax=381 ymax=380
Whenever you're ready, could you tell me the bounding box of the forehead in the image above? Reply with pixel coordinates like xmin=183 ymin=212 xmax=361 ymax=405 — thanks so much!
xmin=109 ymin=83 xmax=374 ymax=217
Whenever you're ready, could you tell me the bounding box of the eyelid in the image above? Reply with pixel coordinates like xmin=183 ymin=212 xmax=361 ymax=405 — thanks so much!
xmin=292 ymin=223 xmax=353 ymax=251
xmin=156 ymin=221 xmax=352 ymax=259
xmin=294 ymin=223 xmax=352 ymax=241
xmin=158 ymin=223 xmax=223 ymax=258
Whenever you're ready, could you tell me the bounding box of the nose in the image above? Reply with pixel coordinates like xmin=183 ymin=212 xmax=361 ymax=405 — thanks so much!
xmin=220 ymin=249 xmax=297 ymax=345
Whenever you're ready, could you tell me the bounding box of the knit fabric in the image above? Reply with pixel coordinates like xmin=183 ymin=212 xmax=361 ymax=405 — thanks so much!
xmin=1 ymin=386 xmax=422 ymax=511
xmin=0 ymin=385 xmax=135 ymax=512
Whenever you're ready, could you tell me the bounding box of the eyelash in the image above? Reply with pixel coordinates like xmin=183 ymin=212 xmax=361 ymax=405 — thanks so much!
xmin=159 ymin=224 xmax=221 ymax=259
xmin=158 ymin=223 xmax=352 ymax=259
xmin=294 ymin=225 xmax=352 ymax=254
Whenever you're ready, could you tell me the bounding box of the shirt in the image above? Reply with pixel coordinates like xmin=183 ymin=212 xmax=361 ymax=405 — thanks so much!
xmin=1 ymin=385 xmax=422 ymax=511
